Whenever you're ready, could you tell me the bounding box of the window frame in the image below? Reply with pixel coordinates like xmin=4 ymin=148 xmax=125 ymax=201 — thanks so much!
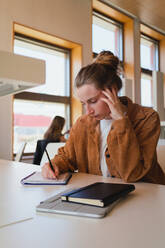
xmin=140 ymin=33 xmax=160 ymax=107
xmin=13 ymin=33 xmax=71 ymax=157
xmin=141 ymin=32 xmax=160 ymax=74
xmin=92 ymin=10 xmax=124 ymax=63
xmin=14 ymin=33 xmax=71 ymax=101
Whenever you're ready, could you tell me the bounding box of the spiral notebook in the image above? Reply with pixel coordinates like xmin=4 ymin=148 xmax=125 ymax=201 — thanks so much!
xmin=21 ymin=172 xmax=72 ymax=185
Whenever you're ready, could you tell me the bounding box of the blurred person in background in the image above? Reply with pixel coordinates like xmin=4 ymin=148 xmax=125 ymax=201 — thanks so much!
xmin=33 ymin=116 xmax=69 ymax=165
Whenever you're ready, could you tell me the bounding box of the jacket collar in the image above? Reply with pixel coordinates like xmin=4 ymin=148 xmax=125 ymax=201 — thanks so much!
xmin=85 ymin=115 xmax=100 ymax=145
xmin=119 ymin=96 xmax=146 ymax=122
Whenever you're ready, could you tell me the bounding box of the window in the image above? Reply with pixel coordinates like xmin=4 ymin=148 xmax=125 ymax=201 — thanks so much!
xmin=141 ymin=35 xmax=159 ymax=71
xmin=141 ymin=73 xmax=152 ymax=107
xmin=92 ymin=11 xmax=123 ymax=61
xmin=140 ymin=34 xmax=159 ymax=107
xmin=13 ymin=35 xmax=70 ymax=154
xmin=92 ymin=11 xmax=124 ymax=97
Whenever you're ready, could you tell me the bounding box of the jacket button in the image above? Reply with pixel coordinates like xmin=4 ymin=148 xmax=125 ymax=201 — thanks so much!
xmin=106 ymin=154 xmax=110 ymax=158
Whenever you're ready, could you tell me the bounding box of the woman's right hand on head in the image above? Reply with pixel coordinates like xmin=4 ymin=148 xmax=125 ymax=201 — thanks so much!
xmin=41 ymin=162 xmax=59 ymax=179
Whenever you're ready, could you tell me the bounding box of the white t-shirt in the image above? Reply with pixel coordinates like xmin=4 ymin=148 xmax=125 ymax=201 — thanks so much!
xmin=100 ymin=119 xmax=113 ymax=177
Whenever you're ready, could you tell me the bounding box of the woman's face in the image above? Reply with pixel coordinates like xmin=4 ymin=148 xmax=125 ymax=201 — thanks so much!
xmin=76 ymin=84 xmax=111 ymax=120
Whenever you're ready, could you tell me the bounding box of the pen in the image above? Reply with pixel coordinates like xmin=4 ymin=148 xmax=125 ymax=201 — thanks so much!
xmin=45 ymin=148 xmax=55 ymax=173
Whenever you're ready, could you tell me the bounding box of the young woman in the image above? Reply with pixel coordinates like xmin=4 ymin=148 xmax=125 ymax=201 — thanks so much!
xmin=44 ymin=115 xmax=66 ymax=142
xmin=33 ymin=116 xmax=67 ymax=165
xmin=42 ymin=51 xmax=165 ymax=185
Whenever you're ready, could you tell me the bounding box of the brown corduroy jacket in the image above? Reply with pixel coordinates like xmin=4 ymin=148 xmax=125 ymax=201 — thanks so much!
xmin=52 ymin=97 xmax=165 ymax=185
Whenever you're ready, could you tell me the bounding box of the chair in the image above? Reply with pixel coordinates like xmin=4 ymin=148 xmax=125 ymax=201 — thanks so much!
xmin=40 ymin=142 xmax=65 ymax=166
xmin=15 ymin=142 xmax=27 ymax=162
xmin=33 ymin=139 xmax=56 ymax=165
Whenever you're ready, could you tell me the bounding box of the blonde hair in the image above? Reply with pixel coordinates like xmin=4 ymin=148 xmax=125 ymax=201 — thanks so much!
xmin=75 ymin=50 xmax=122 ymax=91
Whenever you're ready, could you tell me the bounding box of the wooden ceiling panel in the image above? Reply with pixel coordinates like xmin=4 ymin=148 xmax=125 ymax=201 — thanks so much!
xmin=101 ymin=0 xmax=165 ymax=33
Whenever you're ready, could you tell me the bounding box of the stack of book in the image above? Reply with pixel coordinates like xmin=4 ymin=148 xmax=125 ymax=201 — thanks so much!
xmin=36 ymin=181 xmax=135 ymax=218
xmin=61 ymin=182 xmax=135 ymax=207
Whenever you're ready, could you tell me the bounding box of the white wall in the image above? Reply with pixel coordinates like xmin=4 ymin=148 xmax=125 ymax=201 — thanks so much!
xmin=0 ymin=0 xmax=92 ymax=160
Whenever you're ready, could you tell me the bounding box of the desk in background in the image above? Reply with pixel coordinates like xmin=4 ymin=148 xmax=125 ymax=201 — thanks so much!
xmin=0 ymin=159 xmax=165 ymax=248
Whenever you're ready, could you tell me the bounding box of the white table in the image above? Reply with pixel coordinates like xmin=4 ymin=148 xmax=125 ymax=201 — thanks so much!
xmin=0 ymin=159 xmax=165 ymax=248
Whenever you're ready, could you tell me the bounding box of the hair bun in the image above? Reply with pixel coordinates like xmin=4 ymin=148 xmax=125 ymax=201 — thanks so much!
xmin=94 ymin=50 xmax=119 ymax=72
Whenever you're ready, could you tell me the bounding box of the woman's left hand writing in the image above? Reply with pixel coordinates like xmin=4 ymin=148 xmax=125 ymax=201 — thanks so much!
xmin=101 ymin=88 xmax=127 ymax=120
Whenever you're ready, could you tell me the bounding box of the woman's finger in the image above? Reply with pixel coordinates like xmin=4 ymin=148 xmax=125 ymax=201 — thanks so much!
xmin=54 ymin=165 xmax=59 ymax=178
xmin=101 ymin=90 xmax=115 ymax=104
xmin=48 ymin=169 xmax=56 ymax=179
xmin=42 ymin=162 xmax=56 ymax=179
xmin=111 ymin=87 xmax=119 ymax=101
xmin=100 ymin=97 xmax=114 ymax=110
